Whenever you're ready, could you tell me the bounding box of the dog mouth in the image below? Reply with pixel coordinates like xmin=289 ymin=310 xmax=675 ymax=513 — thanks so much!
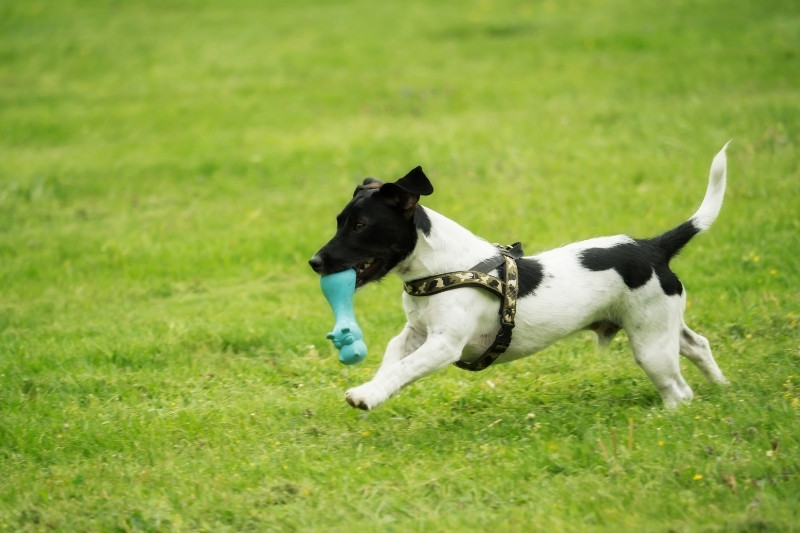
xmin=355 ymin=258 xmax=382 ymax=286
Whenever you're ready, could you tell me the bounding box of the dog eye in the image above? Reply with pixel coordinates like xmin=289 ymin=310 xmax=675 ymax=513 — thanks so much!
xmin=353 ymin=222 xmax=366 ymax=232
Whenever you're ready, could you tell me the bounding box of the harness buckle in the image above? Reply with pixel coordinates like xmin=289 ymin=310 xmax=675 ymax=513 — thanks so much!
xmin=493 ymin=320 xmax=515 ymax=353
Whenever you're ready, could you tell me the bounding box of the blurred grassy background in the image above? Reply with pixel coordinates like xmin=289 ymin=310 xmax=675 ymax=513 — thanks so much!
xmin=1 ymin=0 xmax=799 ymax=531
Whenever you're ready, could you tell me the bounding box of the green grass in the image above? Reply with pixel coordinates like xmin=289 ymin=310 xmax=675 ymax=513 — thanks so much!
xmin=1 ymin=0 xmax=799 ymax=530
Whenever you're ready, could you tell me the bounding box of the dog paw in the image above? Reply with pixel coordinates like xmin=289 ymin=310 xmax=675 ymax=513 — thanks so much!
xmin=345 ymin=392 xmax=371 ymax=410
xmin=345 ymin=383 xmax=386 ymax=411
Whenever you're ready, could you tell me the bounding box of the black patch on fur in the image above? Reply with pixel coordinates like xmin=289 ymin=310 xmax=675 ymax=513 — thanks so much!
xmin=650 ymin=260 xmax=683 ymax=296
xmin=579 ymin=240 xmax=684 ymax=296
xmin=579 ymin=219 xmax=702 ymax=296
xmin=517 ymin=257 xmax=544 ymax=298
xmin=580 ymin=243 xmax=654 ymax=290
xmin=643 ymin=220 xmax=700 ymax=263
xmin=414 ymin=207 xmax=432 ymax=236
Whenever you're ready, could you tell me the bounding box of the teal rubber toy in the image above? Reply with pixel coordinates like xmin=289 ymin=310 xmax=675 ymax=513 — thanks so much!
xmin=320 ymin=269 xmax=367 ymax=365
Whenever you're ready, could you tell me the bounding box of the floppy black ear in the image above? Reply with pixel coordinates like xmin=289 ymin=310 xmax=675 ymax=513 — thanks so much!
xmin=353 ymin=177 xmax=383 ymax=197
xmin=379 ymin=166 xmax=434 ymax=219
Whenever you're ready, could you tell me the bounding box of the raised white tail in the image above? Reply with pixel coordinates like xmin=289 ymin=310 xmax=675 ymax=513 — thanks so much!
xmin=691 ymin=140 xmax=731 ymax=232
xmin=648 ymin=141 xmax=731 ymax=263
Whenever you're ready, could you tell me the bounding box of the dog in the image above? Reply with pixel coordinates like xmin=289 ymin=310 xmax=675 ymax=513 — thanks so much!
xmin=309 ymin=144 xmax=730 ymax=410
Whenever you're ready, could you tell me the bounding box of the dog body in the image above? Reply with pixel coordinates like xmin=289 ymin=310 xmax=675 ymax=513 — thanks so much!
xmin=310 ymin=145 xmax=730 ymax=410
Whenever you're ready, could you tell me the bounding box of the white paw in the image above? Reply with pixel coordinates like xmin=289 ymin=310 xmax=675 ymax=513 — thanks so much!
xmin=662 ymin=388 xmax=693 ymax=409
xmin=345 ymin=383 xmax=387 ymax=410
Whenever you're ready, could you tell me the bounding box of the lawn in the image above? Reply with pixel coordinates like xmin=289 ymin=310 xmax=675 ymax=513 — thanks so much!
xmin=1 ymin=0 xmax=799 ymax=531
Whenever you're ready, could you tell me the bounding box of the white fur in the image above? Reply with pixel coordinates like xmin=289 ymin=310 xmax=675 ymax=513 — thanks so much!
xmin=345 ymin=146 xmax=730 ymax=410
xmin=690 ymin=140 xmax=730 ymax=231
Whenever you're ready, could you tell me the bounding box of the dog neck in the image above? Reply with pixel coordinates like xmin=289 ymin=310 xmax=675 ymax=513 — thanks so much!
xmin=392 ymin=206 xmax=500 ymax=282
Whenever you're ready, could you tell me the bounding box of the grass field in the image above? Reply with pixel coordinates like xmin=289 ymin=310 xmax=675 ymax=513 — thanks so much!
xmin=1 ymin=0 xmax=799 ymax=531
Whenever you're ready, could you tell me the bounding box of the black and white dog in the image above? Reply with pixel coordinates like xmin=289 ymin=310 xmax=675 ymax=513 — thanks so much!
xmin=310 ymin=144 xmax=730 ymax=410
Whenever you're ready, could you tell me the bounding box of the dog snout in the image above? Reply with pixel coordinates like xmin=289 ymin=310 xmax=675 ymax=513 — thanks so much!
xmin=309 ymin=254 xmax=325 ymax=274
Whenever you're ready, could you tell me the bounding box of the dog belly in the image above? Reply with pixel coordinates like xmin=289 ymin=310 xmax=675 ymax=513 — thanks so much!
xmin=493 ymin=268 xmax=628 ymax=361
xmin=458 ymin=306 xmax=596 ymax=365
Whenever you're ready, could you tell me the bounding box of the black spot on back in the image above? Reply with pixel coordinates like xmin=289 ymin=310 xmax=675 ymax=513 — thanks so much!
xmin=517 ymin=257 xmax=544 ymax=297
xmin=579 ymin=241 xmax=684 ymax=296
xmin=580 ymin=243 xmax=654 ymax=290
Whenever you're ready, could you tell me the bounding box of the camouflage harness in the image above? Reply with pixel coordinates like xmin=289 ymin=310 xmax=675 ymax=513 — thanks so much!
xmin=403 ymin=243 xmax=523 ymax=371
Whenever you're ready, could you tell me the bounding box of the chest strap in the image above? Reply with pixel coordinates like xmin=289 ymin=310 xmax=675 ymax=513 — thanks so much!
xmin=403 ymin=243 xmax=522 ymax=371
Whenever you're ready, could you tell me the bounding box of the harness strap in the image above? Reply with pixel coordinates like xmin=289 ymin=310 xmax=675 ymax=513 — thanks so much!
xmin=402 ymin=243 xmax=522 ymax=372
xmin=403 ymin=270 xmax=504 ymax=300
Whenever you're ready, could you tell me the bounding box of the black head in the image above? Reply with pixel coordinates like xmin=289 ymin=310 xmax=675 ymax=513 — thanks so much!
xmin=309 ymin=166 xmax=434 ymax=288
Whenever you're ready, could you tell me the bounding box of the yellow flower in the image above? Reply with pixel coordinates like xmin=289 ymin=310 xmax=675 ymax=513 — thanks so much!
xmin=693 ymin=474 xmax=703 ymax=481
xmin=658 ymin=441 xmax=665 ymax=446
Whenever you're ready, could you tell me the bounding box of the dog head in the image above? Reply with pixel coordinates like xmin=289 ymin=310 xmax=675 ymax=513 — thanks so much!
xmin=309 ymin=166 xmax=434 ymax=288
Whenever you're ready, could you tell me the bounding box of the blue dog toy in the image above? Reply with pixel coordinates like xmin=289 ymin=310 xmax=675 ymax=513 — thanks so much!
xmin=320 ymin=269 xmax=367 ymax=365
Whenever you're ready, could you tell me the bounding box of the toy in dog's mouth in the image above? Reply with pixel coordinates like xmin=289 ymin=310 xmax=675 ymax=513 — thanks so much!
xmin=355 ymin=258 xmax=382 ymax=287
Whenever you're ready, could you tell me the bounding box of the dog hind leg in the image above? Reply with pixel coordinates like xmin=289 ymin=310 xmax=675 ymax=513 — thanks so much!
xmin=679 ymin=323 xmax=728 ymax=384
xmin=626 ymin=312 xmax=693 ymax=408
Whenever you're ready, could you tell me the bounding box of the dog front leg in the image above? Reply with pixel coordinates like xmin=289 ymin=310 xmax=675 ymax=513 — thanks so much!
xmin=345 ymin=333 xmax=462 ymax=410
xmin=372 ymin=324 xmax=427 ymax=381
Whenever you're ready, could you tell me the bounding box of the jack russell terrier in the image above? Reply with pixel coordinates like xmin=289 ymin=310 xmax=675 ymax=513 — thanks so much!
xmin=309 ymin=143 xmax=730 ymax=410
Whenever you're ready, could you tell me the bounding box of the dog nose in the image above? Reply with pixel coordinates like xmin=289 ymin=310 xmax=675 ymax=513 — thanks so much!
xmin=309 ymin=254 xmax=324 ymax=273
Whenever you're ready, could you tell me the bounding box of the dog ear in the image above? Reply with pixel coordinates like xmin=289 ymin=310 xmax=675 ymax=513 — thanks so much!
xmin=353 ymin=177 xmax=383 ymax=197
xmin=379 ymin=166 xmax=434 ymax=219
xmin=393 ymin=166 xmax=434 ymax=197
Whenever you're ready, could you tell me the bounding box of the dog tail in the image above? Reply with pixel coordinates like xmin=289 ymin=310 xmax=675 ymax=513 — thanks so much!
xmin=690 ymin=140 xmax=731 ymax=232
xmin=650 ymin=141 xmax=730 ymax=262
